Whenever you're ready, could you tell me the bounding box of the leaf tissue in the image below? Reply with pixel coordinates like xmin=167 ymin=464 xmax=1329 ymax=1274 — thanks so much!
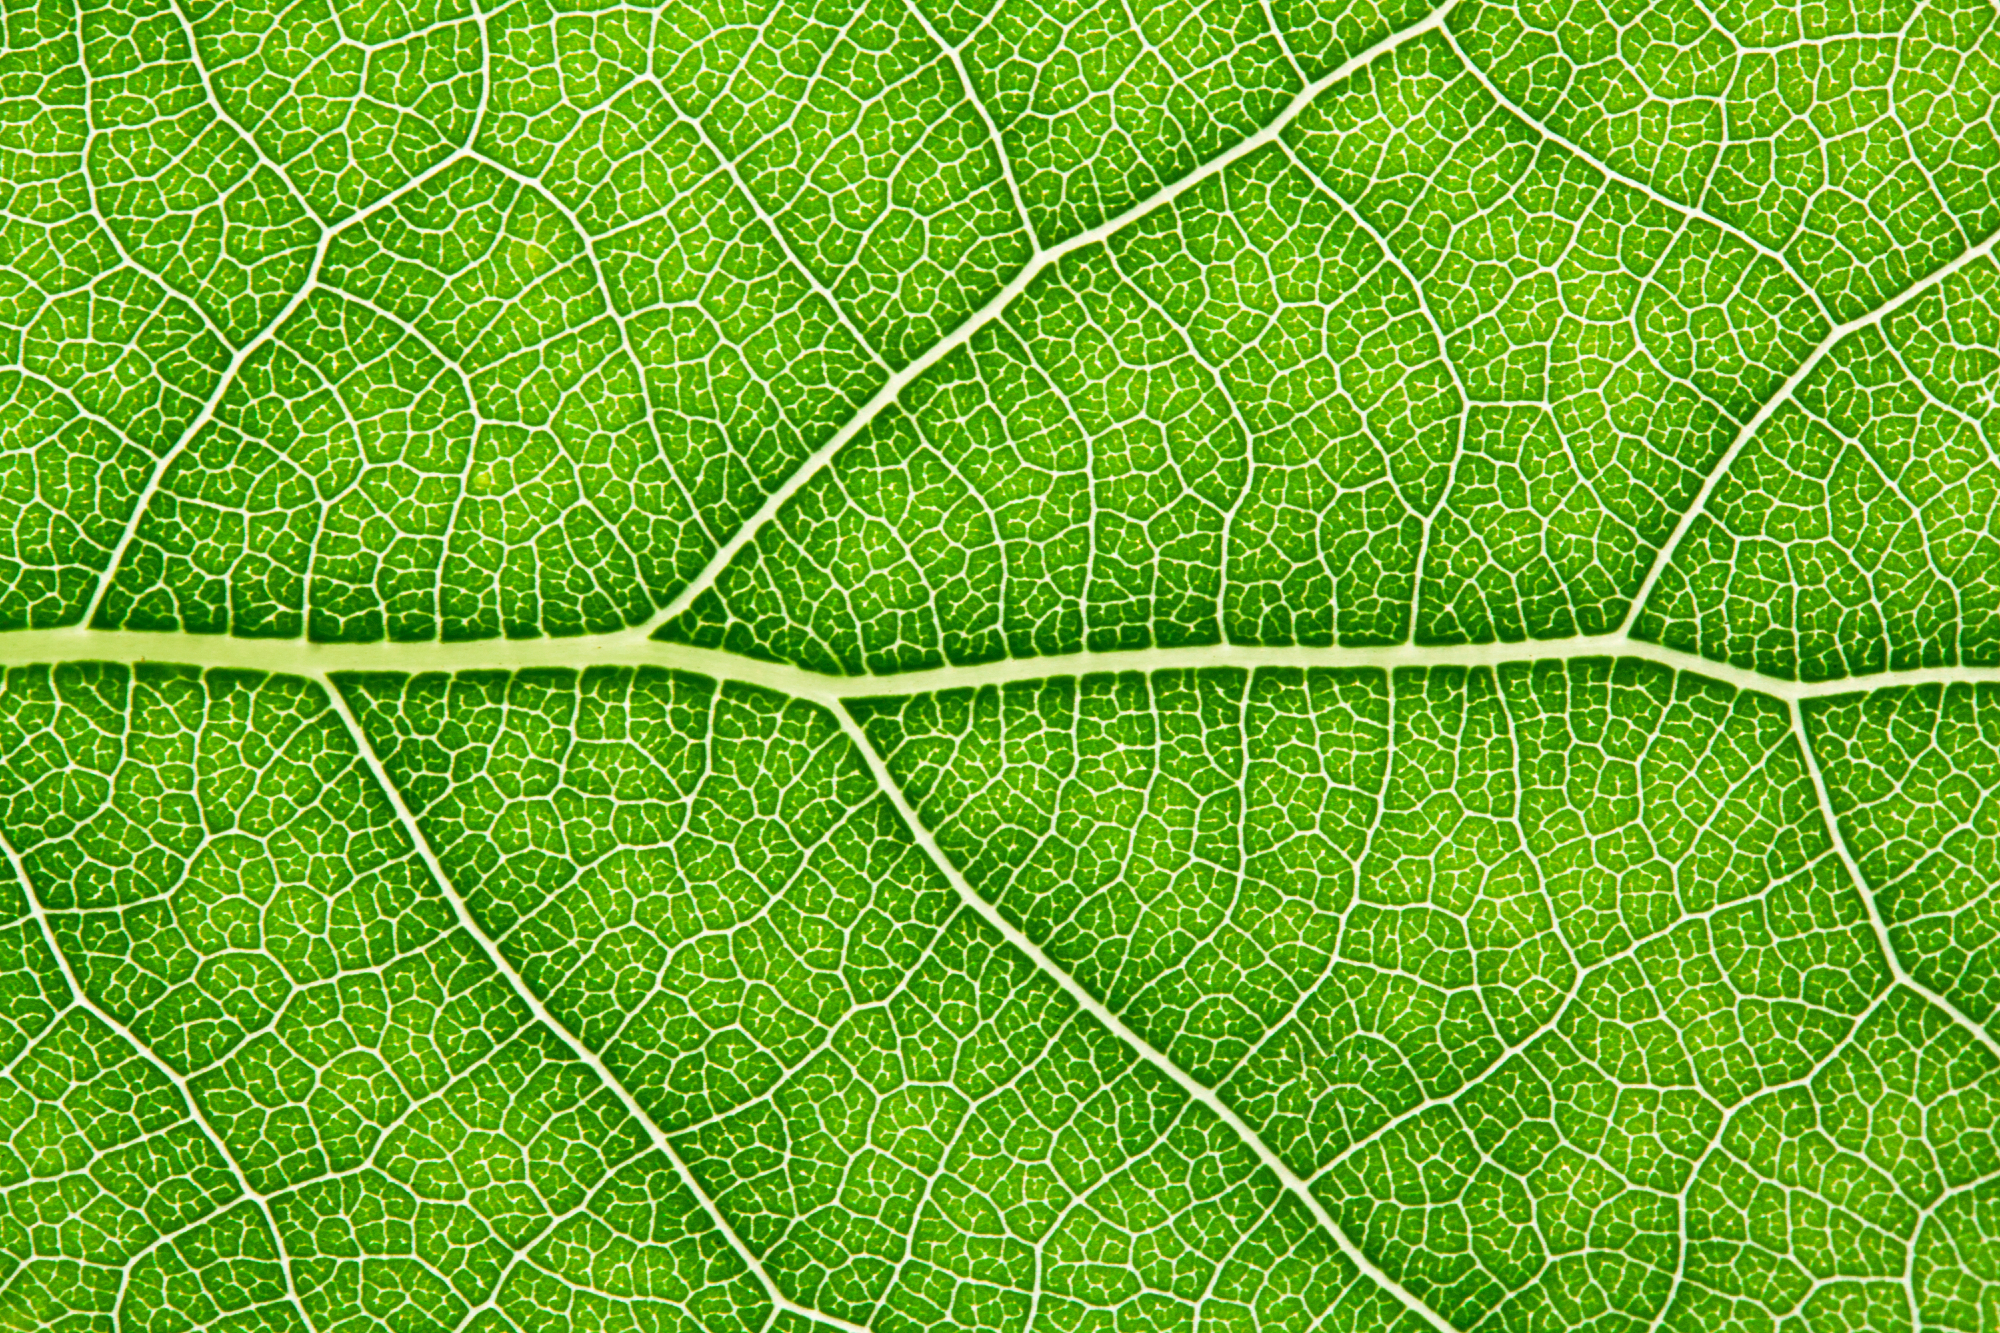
xmin=0 ymin=0 xmax=1998 ymax=1328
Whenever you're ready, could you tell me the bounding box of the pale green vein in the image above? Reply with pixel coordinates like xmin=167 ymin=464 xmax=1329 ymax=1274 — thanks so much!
xmin=1791 ymin=701 xmax=2000 ymax=1063
xmin=828 ymin=706 xmax=1464 ymax=1333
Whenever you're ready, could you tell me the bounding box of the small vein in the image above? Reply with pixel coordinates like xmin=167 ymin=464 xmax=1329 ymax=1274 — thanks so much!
xmin=165 ymin=0 xmax=321 ymax=224
xmin=1438 ymin=21 xmax=1838 ymax=332
xmin=645 ymin=85 xmax=894 ymax=373
xmin=68 ymin=0 xmax=240 ymax=358
xmin=901 ymin=0 xmax=1043 ymax=254
xmin=77 ymin=6 xmax=499 ymax=633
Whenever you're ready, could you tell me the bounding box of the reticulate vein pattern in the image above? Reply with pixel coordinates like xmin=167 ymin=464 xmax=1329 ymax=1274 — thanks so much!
xmin=2 ymin=0 xmax=2000 ymax=1328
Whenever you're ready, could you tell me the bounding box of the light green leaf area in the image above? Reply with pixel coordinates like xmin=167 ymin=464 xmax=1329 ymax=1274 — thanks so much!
xmin=2 ymin=0 xmax=2000 ymax=1328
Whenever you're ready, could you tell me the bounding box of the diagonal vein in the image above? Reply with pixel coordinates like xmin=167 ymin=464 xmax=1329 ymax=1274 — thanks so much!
xmin=77 ymin=0 xmax=501 ymax=632
xmin=0 ymin=831 xmax=324 ymax=1333
xmin=1623 ymin=224 xmax=2000 ymax=636
xmin=314 ymin=674 xmax=872 ymax=1333
xmin=827 ymin=706 xmax=1461 ymax=1333
xmin=1789 ymin=700 xmax=2000 ymax=1064
xmin=624 ymin=0 xmax=1462 ymax=643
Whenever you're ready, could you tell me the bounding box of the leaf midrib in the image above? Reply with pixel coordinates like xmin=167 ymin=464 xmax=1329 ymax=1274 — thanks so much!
xmin=63 ymin=0 xmax=1997 ymax=690
xmin=6 ymin=626 xmax=1998 ymax=705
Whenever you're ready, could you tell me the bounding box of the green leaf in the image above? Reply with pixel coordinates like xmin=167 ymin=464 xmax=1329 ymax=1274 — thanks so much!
xmin=2 ymin=0 xmax=1999 ymax=1328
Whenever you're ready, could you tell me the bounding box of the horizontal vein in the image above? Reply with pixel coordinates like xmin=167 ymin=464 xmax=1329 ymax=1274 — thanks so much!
xmin=624 ymin=0 xmax=1459 ymax=642
xmin=829 ymin=707 xmax=1461 ymax=1333
xmin=8 ymin=626 xmax=2000 ymax=705
xmin=317 ymin=677 xmax=871 ymax=1333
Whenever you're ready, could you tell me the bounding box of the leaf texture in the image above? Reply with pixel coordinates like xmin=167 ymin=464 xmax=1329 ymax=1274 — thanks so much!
xmin=1 ymin=0 xmax=1999 ymax=1328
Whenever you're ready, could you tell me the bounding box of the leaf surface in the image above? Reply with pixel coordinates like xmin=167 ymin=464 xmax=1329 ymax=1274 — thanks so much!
xmin=2 ymin=0 xmax=1999 ymax=1328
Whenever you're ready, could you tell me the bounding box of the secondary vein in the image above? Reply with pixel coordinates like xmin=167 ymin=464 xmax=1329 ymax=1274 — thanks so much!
xmin=830 ymin=705 xmax=1463 ymax=1333
xmin=1789 ymin=701 xmax=2000 ymax=1064
xmin=316 ymin=674 xmax=875 ymax=1333
xmin=1622 ymin=223 xmax=2000 ymax=635
xmin=621 ymin=0 xmax=1462 ymax=644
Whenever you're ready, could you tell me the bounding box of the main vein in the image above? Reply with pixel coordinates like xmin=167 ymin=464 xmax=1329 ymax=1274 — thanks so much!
xmin=6 ymin=625 xmax=1999 ymax=706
